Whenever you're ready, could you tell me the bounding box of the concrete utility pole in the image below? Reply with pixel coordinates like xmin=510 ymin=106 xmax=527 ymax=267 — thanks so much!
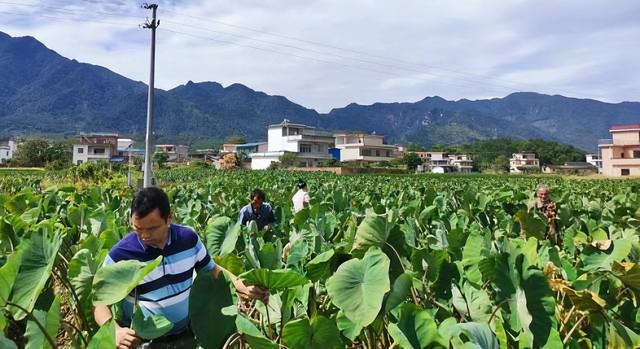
xmin=142 ymin=3 xmax=159 ymax=188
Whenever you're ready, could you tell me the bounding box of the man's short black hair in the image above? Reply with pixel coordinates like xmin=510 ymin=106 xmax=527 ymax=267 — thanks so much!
xmin=251 ymin=188 xmax=266 ymax=201
xmin=132 ymin=187 xmax=170 ymax=220
xmin=297 ymin=180 xmax=307 ymax=189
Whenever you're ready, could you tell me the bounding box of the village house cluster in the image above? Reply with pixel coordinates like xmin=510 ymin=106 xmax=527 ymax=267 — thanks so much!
xmin=1 ymin=123 xmax=638 ymax=177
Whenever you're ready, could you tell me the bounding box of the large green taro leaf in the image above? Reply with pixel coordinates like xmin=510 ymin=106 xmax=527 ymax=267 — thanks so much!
xmin=522 ymin=269 xmax=562 ymax=348
xmin=0 ymin=249 xmax=22 ymax=306
xmin=513 ymin=210 xmax=546 ymax=240
xmin=388 ymin=303 xmax=439 ymax=349
xmin=457 ymin=322 xmax=499 ymax=349
xmin=205 ymin=217 xmax=240 ymax=257
xmin=86 ymin=318 xmax=115 ymax=349
xmin=385 ymin=272 xmax=412 ymax=313
xmin=582 ymin=239 xmax=632 ymax=271
xmin=131 ymin=305 xmax=173 ymax=340
xmin=0 ymin=336 xmax=17 ymax=349
xmin=305 ymin=249 xmax=335 ymax=282
xmin=336 ymin=310 xmax=363 ymax=342
xmin=25 ymin=296 xmax=60 ymax=349
xmin=189 ymin=271 xmax=235 ymax=349
xmin=9 ymin=227 xmax=62 ymax=320
xmin=68 ymin=249 xmax=101 ymax=315
xmin=239 ymin=268 xmax=309 ymax=292
xmin=259 ymin=242 xmax=282 ymax=271
xmin=282 ymin=315 xmax=343 ymax=349
xmin=351 ymin=214 xmax=393 ymax=253
xmin=326 ymin=247 xmax=390 ymax=328
xmin=92 ymin=256 xmax=162 ymax=305
xmin=451 ymin=282 xmax=492 ymax=323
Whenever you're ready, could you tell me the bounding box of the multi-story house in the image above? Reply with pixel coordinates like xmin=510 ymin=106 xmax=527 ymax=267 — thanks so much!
xmin=599 ymin=124 xmax=640 ymax=177
xmin=156 ymin=144 xmax=189 ymax=162
xmin=585 ymin=153 xmax=602 ymax=173
xmin=333 ymin=132 xmax=397 ymax=162
xmin=413 ymin=151 xmax=473 ymax=173
xmin=251 ymin=120 xmax=334 ymax=169
xmin=417 ymin=151 xmax=452 ymax=173
xmin=448 ymin=154 xmax=473 ymax=173
xmin=0 ymin=139 xmax=17 ymax=164
xmin=509 ymin=152 xmax=540 ymax=173
xmin=72 ymin=133 xmax=118 ymax=165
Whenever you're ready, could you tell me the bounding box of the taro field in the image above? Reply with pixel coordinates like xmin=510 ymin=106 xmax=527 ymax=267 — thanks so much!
xmin=0 ymin=168 xmax=639 ymax=348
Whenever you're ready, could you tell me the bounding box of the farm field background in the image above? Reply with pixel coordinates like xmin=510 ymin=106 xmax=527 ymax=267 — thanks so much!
xmin=0 ymin=168 xmax=639 ymax=348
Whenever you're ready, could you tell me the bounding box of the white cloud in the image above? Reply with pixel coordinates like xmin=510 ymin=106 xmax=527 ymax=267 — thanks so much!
xmin=1 ymin=0 xmax=638 ymax=111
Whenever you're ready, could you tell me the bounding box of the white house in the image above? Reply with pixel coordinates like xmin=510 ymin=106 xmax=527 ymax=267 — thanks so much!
xmin=510 ymin=152 xmax=540 ymax=173
xmin=333 ymin=132 xmax=397 ymax=162
xmin=448 ymin=154 xmax=473 ymax=173
xmin=250 ymin=120 xmax=334 ymax=169
xmin=0 ymin=139 xmax=17 ymax=164
xmin=585 ymin=153 xmax=602 ymax=173
xmin=72 ymin=133 xmax=119 ymax=165
xmin=414 ymin=151 xmax=473 ymax=173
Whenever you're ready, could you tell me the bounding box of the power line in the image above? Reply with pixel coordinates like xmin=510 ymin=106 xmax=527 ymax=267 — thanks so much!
xmin=1 ymin=1 xmax=528 ymax=92
xmin=161 ymin=19 xmax=524 ymax=92
xmin=161 ymin=8 xmax=541 ymax=90
xmin=160 ymin=27 xmax=509 ymax=93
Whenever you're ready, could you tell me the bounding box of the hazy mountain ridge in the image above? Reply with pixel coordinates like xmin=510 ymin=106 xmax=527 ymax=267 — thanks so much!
xmin=1 ymin=31 xmax=638 ymax=150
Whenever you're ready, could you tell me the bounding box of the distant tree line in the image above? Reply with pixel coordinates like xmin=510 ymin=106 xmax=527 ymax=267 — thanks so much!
xmin=406 ymin=138 xmax=586 ymax=172
xmin=10 ymin=138 xmax=72 ymax=169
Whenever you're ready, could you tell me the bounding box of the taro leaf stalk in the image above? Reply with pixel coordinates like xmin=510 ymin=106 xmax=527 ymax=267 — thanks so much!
xmin=239 ymin=268 xmax=309 ymax=339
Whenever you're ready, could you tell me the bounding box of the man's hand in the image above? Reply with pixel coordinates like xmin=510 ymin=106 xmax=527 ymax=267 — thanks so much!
xmin=116 ymin=325 xmax=141 ymax=349
xmin=234 ymin=278 xmax=269 ymax=305
xmin=282 ymin=242 xmax=292 ymax=261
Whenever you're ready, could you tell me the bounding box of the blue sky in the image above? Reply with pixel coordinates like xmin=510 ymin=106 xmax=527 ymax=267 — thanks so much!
xmin=1 ymin=0 xmax=639 ymax=112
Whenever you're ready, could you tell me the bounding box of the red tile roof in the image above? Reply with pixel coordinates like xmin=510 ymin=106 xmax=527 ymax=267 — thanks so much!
xmin=610 ymin=124 xmax=640 ymax=131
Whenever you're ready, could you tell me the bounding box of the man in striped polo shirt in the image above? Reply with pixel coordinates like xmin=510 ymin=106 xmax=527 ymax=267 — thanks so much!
xmin=93 ymin=187 xmax=268 ymax=349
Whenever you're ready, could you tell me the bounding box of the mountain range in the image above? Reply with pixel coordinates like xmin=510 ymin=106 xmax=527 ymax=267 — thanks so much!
xmin=1 ymin=31 xmax=638 ymax=151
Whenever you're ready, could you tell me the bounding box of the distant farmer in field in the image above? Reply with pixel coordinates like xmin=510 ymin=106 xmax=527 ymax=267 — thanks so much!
xmin=238 ymin=188 xmax=277 ymax=232
xmin=94 ymin=187 xmax=268 ymax=349
xmin=292 ymin=180 xmax=311 ymax=213
xmin=533 ymin=183 xmax=560 ymax=245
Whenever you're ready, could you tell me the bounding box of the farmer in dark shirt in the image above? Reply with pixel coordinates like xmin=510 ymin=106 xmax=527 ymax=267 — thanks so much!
xmin=238 ymin=188 xmax=276 ymax=231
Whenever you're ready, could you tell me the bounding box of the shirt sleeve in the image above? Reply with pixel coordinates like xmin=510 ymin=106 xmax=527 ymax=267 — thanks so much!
xmin=238 ymin=206 xmax=248 ymax=225
xmin=304 ymin=192 xmax=310 ymax=203
xmin=194 ymin=236 xmax=215 ymax=272
xmin=102 ymin=254 xmax=116 ymax=267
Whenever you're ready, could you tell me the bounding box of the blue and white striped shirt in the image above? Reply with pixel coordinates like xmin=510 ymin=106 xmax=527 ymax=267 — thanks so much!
xmin=103 ymin=224 xmax=215 ymax=334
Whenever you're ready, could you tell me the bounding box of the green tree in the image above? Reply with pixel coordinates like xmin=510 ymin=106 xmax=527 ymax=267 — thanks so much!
xmin=491 ymin=155 xmax=510 ymax=173
xmin=401 ymin=152 xmax=422 ymax=170
xmin=279 ymin=152 xmax=298 ymax=168
xmin=11 ymin=138 xmax=71 ymax=168
xmin=11 ymin=139 xmax=49 ymax=167
xmin=153 ymin=152 xmax=169 ymax=169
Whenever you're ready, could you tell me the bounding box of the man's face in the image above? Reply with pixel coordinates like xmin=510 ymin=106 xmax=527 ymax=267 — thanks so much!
xmin=251 ymin=196 xmax=263 ymax=211
xmin=132 ymin=208 xmax=171 ymax=249
xmin=537 ymin=189 xmax=550 ymax=202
